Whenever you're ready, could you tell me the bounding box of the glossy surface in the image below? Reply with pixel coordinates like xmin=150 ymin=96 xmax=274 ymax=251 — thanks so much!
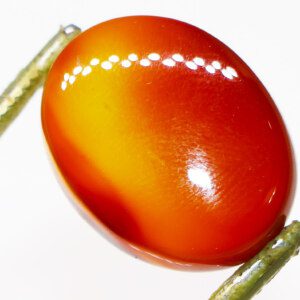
xmin=42 ymin=16 xmax=294 ymax=268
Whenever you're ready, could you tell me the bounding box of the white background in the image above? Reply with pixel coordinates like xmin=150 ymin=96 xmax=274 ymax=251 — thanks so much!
xmin=0 ymin=1 xmax=300 ymax=299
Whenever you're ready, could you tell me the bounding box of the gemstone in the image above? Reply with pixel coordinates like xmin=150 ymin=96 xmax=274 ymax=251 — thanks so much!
xmin=42 ymin=16 xmax=295 ymax=269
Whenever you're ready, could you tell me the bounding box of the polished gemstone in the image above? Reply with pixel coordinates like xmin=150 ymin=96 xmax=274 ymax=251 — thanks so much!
xmin=42 ymin=16 xmax=295 ymax=269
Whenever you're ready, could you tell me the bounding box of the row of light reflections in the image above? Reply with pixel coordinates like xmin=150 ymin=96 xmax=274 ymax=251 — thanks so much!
xmin=61 ymin=52 xmax=238 ymax=91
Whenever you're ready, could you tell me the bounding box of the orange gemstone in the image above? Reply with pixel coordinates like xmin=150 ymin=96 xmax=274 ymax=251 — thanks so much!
xmin=42 ymin=16 xmax=295 ymax=269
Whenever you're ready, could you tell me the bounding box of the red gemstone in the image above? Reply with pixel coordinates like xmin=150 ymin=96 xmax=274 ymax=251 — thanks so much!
xmin=42 ymin=16 xmax=295 ymax=269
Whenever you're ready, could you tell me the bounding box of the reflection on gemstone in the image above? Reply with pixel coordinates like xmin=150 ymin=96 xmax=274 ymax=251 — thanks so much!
xmin=172 ymin=53 xmax=184 ymax=62
xmin=267 ymin=187 xmax=277 ymax=204
xmin=186 ymin=149 xmax=216 ymax=202
xmin=206 ymin=65 xmax=216 ymax=74
xmin=64 ymin=73 xmax=70 ymax=81
xmin=90 ymin=58 xmax=100 ymax=66
xmin=101 ymin=61 xmax=113 ymax=70
xmin=128 ymin=53 xmax=138 ymax=61
xmin=185 ymin=61 xmax=197 ymax=70
xmin=221 ymin=68 xmax=234 ymax=79
xmin=82 ymin=66 xmax=92 ymax=75
xmin=212 ymin=61 xmax=221 ymax=70
xmin=61 ymin=81 xmax=67 ymax=91
xmin=193 ymin=57 xmax=205 ymax=66
xmin=73 ymin=66 xmax=83 ymax=75
xmin=121 ymin=60 xmax=131 ymax=68
xmin=69 ymin=75 xmax=76 ymax=84
xmin=148 ymin=53 xmax=160 ymax=61
xmin=109 ymin=55 xmax=120 ymax=63
xmin=60 ymin=52 xmax=238 ymax=91
xmin=226 ymin=66 xmax=238 ymax=77
xmin=140 ymin=58 xmax=151 ymax=67
xmin=162 ymin=58 xmax=176 ymax=67
xmin=187 ymin=167 xmax=213 ymax=191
